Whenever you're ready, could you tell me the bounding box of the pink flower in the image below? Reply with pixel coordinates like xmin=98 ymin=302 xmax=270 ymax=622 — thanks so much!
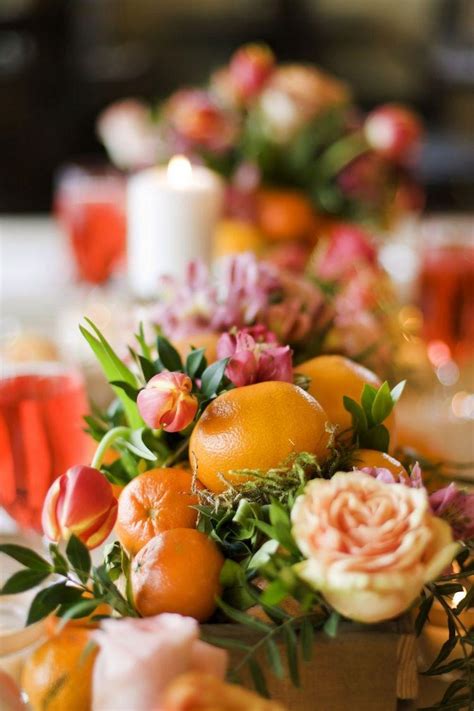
xmin=217 ymin=326 xmax=292 ymax=388
xmin=291 ymin=472 xmax=459 ymax=623
xmin=361 ymin=461 xmax=424 ymax=488
xmin=364 ymin=104 xmax=422 ymax=163
xmin=337 ymin=153 xmax=388 ymax=205
xmin=164 ymin=89 xmax=238 ymax=152
xmin=137 ymin=372 xmax=198 ymax=432
xmin=430 ymin=484 xmax=474 ymax=541
xmin=96 ymin=99 xmax=162 ymax=170
xmin=92 ymin=614 xmax=227 ymax=711
xmin=42 ymin=466 xmax=117 ymax=550
xmin=229 ymin=43 xmax=275 ymax=101
xmin=314 ymin=224 xmax=377 ymax=281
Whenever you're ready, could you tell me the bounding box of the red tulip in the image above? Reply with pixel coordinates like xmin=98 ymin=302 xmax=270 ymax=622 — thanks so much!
xmin=229 ymin=43 xmax=275 ymax=100
xmin=42 ymin=466 xmax=118 ymax=550
xmin=364 ymin=104 xmax=422 ymax=162
xmin=137 ymin=371 xmax=198 ymax=432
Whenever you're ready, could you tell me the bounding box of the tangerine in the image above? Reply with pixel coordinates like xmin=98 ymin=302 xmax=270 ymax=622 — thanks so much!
xmin=214 ymin=219 xmax=265 ymax=258
xmin=351 ymin=448 xmax=407 ymax=479
xmin=21 ymin=626 xmax=96 ymax=711
xmin=173 ymin=332 xmax=220 ymax=365
xmin=190 ymin=381 xmax=330 ymax=494
xmin=295 ymin=355 xmax=397 ymax=450
xmin=256 ymin=189 xmax=315 ymax=241
xmin=115 ymin=467 xmax=198 ymax=555
xmin=131 ymin=528 xmax=224 ymax=621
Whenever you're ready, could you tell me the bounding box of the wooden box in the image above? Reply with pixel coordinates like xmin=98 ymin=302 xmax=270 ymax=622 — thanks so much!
xmin=202 ymin=618 xmax=418 ymax=711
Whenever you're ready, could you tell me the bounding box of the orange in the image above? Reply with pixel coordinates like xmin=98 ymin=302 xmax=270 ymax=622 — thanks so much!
xmin=131 ymin=528 xmax=224 ymax=621
xmin=256 ymin=189 xmax=315 ymax=241
xmin=173 ymin=332 xmax=220 ymax=365
xmin=295 ymin=355 xmax=397 ymax=450
xmin=115 ymin=467 xmax=198 ymax=555
xmin=213 ymin=219 xmax=265 ymax=258
xmin=351 ymin=449 xmax=407 ymax=479
xmin=190 ymin=381 xmax=330 ymax=494
xmin=21 ymin=626 xmax=96 ymax=711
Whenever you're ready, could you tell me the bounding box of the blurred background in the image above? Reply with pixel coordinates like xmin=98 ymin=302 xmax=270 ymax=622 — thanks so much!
xmin=0 ymin=0 xmax=473 ymax=213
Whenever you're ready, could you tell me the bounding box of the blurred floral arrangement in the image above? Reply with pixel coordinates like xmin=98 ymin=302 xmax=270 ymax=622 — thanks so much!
xmin=98 ymin=42 xmax=424 ymax=248
xmin=2 ymin=317 xmax=473 ymax=710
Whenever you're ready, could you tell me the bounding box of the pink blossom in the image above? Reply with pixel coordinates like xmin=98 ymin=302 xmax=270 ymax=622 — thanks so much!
xmin=314 ymin=224 xmax=377 ymax=281
xmin=361 ymin=462 xmax=424 ymax=488
xmin=217 ymin=326 xmax=292 ymax=387
xmin=429 ymin=484 xmax=474 ymax=541
xmin=92 ymin=614 xmax=227 ymax=711
xmin=364 ymin=104 xmax=422 ymax=163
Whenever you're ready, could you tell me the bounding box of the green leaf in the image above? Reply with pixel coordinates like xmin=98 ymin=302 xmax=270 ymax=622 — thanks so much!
xmin=49 ymin=545 xmax=69 ymax=576
xmin=1 ymin=569 xmax=50 ymax=595
xmin=217 ymin=598 xmax=271 ymax=633
xmin=185 ymin=348 xmax=207 ymax=378
xmin=364 ymin=424 xmax=390 ymax=453
xmin=248 ymin=540 xmax=279 ymax=571
xmin=371 ymin=382 xmax=393 ymax=425
xmin=0 ymin=544 xmax=51 ymax=572
xmin=156 ymin=335 xmax=183 ymax=372
xmin=248 ymin=658 xmax=270 ymax=698
xmin=283 ymin=625 xmax=300 ymax=687
xmin=26 ymin=582 xmax=83 ymax=625
xmin=300 ymin=618 xmax=314 ymax=662
xmin=266 ymin=638 xmax=284 ymax=679
xmin=260 ymin=579 xmax=288 ymax=607
xmin=343 ymin=396 xmax=368 ymax=432
xmin=415 ymin=595 xmax=434 ymax=637
xmin=120 ymin=428 xmax=158 ymax=462
xmin=390 ymin=380 xmax=406 ymax=405
xmin=269 ymin=500 xmax=290 ymax=529
xmin=323 ymin=611 xmax=340 ymax=638
xmin=57 ymin=598 xmax=102 ymax=622
xmin=361 ymin=384 xmax=377 ymax=426
xmin=200 ymin=358 xmax=229 ymax=398
xmin=80 ymin=319 xmax=142 ymax=429
xmin=109 ymin=380 xmax=140 ymax=401
xmin=425 ymin=615 xmax=458 ymax=673
xmin=66 ymin=536 xmax=91 ymax=584
xmin=135 ymin=323 xmax=152 ymax=360
xmin=220 ymin=559 xmax=242 ymax=588
xmin=138 ymin=356 xmax=158 ymax=383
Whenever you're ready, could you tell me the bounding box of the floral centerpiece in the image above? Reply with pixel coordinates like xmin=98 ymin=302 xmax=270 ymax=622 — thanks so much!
xmin=98 ymin=42 xmax=424 ymax=263
xmin=2 ymin=313 xmax=473 ymax=710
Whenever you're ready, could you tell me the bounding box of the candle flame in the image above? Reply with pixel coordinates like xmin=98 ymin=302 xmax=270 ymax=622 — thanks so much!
xmin=167 ymin=155 xmax=193 ymax=187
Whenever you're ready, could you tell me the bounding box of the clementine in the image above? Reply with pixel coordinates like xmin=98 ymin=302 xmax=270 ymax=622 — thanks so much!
xmin=295 ymin=355 xmax=397 ymax=449
xmin=173 ymin=332 xmax=220 ymax=365
xmin=190 ymin=381 xmax=330 ymax=494
xmin=131 ymin=528 xmax=224 ymax=621
xmin=115 ymin=467 xmax=198 ymax=555
xmin=21 ymin=626 xmax=96 ymax=711
xmin=214 ymin=218 xmax=265 ymax=258
xmin=256 ymin=189 xmax=315 ymax=241
xmin=351 ymin=448 xmax=407 ymax=479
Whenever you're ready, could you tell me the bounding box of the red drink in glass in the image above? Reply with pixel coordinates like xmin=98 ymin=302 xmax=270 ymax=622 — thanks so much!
xmin=0 ymin=365 xmax=92 ymax=532
xmin=55 ymin=164 xmax=126 ymax=285
xmin=417 ymin=217 xmax=474 ymax=361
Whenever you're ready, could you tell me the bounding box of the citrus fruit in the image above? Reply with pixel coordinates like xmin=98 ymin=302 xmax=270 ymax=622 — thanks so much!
xmin=190 ymin=381 xmax=330 ymax=494
xmin=256 ymin=189 xmax=315 ymax=241
xmin=115 ymin=467 xmax=198 ymax=555
xmin=173 ymin=331 xmax=220 ymax=365
xmin=214 ymin=219 xmax=265 ymax=258
xmin=131 ymin=528 xmax=224 ymax=621
xmin=295 ymin=355 xmax=397 ymax=449
xmin=351 ymin=449 xmax=407 ymax=479
xmin=21 ymin=626 xmax=96 ymax=711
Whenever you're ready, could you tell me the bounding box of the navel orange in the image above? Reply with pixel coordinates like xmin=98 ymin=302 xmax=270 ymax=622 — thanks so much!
xmin=351 ymin=449 xmax=407 ymax=479
xmin=21 ymin=626 xmax=96 ymax=711
xmin=295 ymin=355 xmax=397 ymax=450
xmin=115 ymin=467 xmax=198 ymax=555
xmin=256 ymin=189 xmax=315 ymax=241
xmin=131 ymin=528 xmax=224 ymax=621
xmin=189 ymin=381 xmax=331 ymax=494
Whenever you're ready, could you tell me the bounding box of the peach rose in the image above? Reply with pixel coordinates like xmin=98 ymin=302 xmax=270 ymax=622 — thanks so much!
xmin=92 ymin=614 xmax=227 ymax=711
xmin=291 ymin=472 xmax=459 ymax=623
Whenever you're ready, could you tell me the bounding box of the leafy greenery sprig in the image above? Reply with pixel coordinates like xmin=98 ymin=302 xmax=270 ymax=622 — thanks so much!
xmin=0 ymin=536 xmax=137 ymax=625
xmin=343 ymin=379 xmax=405 ymax=452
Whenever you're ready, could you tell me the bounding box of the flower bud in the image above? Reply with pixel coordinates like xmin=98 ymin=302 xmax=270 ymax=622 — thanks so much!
xmin=165 ymin=89 xmax=238 ymax=152
xmin=137 ymin=372 xmax=198 ymax=432
xmin=42 ymin=466 xmax=118 ymax=550
xmin=229 ymin=43 xmax=275 ymax=100
xmin=364 ymin=104 xmax=422 ymax=162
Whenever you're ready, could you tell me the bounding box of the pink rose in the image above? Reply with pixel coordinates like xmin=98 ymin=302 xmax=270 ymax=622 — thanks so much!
xmin=291 ymin=472 xmax=459 ymax=623
xmin=217 ymin=326 xmax=292 ymax=387
xmin=92 ymin=614 xmax=227 ymax=711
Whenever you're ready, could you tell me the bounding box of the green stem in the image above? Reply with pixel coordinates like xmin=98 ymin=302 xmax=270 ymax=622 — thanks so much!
xmin=163 ymin=436 xmax=190 ymax=467
xmin=91 ymin=426 xmax=130 ymax=470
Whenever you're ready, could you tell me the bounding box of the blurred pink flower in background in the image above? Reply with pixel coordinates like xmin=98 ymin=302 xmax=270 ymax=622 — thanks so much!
xmin=430 ymin=484 xmax=474 ymax=541
xmin=92 ymin=614 xmax=227 ymax=711
xmin=364 ymin=103 xmax=422 ymax=163
xmin=217 ymin=325 xmax=292 ymax=387
xmin=313 ymin=224 xmax=377 ymax=281
xmin=229 ymin=43 xmax=275 ymax=101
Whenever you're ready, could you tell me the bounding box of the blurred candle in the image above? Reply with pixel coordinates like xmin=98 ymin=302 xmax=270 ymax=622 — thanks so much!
xmin=127 ymin=156 xmax=224 ymax=299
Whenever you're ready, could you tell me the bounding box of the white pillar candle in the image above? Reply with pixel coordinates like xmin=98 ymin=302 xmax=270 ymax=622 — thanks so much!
xmin=127 ymin=156 xmax=224 ymax=300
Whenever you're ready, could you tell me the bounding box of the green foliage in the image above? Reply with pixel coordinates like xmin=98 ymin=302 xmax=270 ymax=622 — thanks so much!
xmin=0 ymin=537 xmax=138 ymax=625
xmin=343 ymin=380 xmax=405 ymax=452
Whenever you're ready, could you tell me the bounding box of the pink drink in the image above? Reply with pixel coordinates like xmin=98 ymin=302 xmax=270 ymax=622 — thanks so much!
xmin=0 ymin=365 xmax=92 ymax=532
